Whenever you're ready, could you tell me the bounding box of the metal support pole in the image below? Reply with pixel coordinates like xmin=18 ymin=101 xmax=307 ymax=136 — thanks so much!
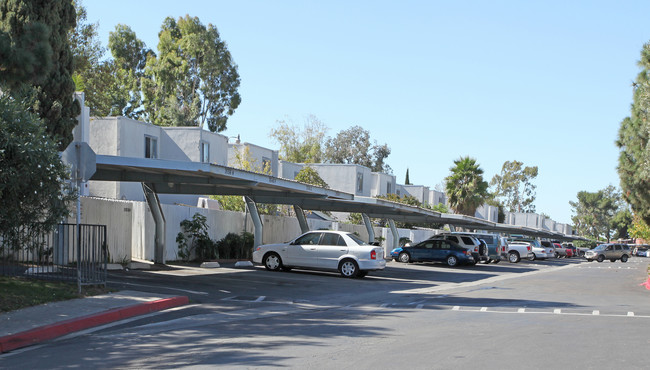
xmin=245 ymin=196 xmax=263 ymax=248
xmin=448 ymin=224 xmax=456 ymax=232
xmin=362 ymin=213 xmax=375 ymax=244
xmin=388 ymin=219 xmax=399 ymax=257
xmin=294 ymin=205 xmax=310 ymax=234
xmin=142 ymin=183 xmax=166 ymax=264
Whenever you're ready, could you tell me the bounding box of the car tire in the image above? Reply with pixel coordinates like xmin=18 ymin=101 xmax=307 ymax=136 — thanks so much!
xmin=446 ymin=255 xmax=459 ymax=267
xmin=263 ymin=252 xmax=283 ymax=271
xmin=339 ymin=259 xmax=359 ymax=278
xmin=621 ymin=255 xmax=629 ymax=263
xmin=530 ymin=253 xmax=536 ymax=261
xmin=398 ymin=252 xmax=411 ymax=263
xmin=597 ymin=255 xmax=604 ymax=263
xmin=509 ymin=251 xmax=521 ymax=263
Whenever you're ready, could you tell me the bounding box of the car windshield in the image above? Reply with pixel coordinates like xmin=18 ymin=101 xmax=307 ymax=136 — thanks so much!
xmin=346 ymin=233 xmax=369 ymax=246
xmin=595 ymin=244 xmax=607 ymax=251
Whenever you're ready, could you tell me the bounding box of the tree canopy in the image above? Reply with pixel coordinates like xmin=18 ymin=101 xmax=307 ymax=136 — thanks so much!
xmin=490 ymin=160 xmax=538 ymax=213
xmin=445 ymin=156 xmax=489 ymax=216
xmin=142 ymin=15 xmax=241 ymax=132
xmin=294 ymin=166 xmax=329 ymax=189
xmin=0 ymin=95 xmax=76 ymax=245
xmin=570 ymin=185 xmax=623 ymax=241
xmin=1 ymin=0 xmax=80 ymax=150
xmin=617 ymin=42 xmax=650 ymax=226
xmin=324 ymin=125 xmax=392 ymax=173
xmin=269 ymin=115 xmax=328 ymax=163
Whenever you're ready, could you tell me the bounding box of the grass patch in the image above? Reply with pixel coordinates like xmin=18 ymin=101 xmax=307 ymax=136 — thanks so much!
xmin=0 ymin=276 xmax=113 ymax=313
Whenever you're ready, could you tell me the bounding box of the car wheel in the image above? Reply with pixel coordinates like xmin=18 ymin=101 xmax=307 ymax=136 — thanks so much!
xmin=621 ymin=255 xmax=629 ymax=263
xmin=339 ymin=259 xmax=359 ymax=278
xmin=597 ymin=255 xmax=604 ymax=263
xmin=530 ymin=253 xmax=536 ymax=261
xmin=509 ymin=251 xmax=521 ymax=263
xmin=263 ymin=252 xmax=282 ymax=271
xmin=398 ymin=252 xmax=411 ymax=263
xmin=446 ymin=255 xmax=459 ymax=267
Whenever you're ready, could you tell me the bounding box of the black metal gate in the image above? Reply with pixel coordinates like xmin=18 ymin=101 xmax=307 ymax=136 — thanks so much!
xmin=0 ymin=224 xmax=107 ymax=288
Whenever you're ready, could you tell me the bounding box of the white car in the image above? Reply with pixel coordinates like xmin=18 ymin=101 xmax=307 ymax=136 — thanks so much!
xmin=252 ymin=230 xmax=386 ymax=278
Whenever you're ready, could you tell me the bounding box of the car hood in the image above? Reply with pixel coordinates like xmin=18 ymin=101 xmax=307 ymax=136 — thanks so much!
xmin=390 ymin=247 xmax=403 ymax=254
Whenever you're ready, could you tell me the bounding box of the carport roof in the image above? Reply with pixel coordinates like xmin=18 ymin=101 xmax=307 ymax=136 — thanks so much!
xmin=89 ymin=155 xmax=581 ymax=240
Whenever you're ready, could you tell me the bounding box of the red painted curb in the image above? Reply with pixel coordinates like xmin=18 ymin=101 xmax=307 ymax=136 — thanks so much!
xmin=0 ymin=296 xmax=189 ymax=354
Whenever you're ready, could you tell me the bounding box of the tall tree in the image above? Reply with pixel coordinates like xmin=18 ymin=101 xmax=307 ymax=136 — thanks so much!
xmin=70 ymin=0 xmax=104 ymax=90
xmin=1 ymin=0 xmax=80 ymax=150
xmin=294 ymin=166 xmax=329 ymax=188
xmin=445 ymin=156 xmax=489 ymax=216
xmin=269 ymin=115 xmax=328 ymax=163
xmin=405 ymin=168 xmax=411 ymax=185
xmin=570 ymin=185 xmax=622 ymax=241
xmin=142 ymin=15 xmax=241 ymax=132
xmin=490 ymin=160 xmax=538 ymax=213
xmin=324 ymin=125 xmax=392 ymax=173
xmin=617 ymin=42 xmax=650 ymax=226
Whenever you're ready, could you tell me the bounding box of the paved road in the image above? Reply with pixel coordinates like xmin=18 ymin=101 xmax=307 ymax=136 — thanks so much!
xmin=2 ymin=257 xmax=649 ymax=369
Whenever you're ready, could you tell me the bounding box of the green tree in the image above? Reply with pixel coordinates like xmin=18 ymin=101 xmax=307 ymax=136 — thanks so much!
xmin=490 ymin=160 xmax=538 ymax=213
xmin=570 ymin=185 xmax=622 ymax=241
xmin=70 ymin=0 xmax=104 ymax=91
xmin=617 ymin=42 xmax=650 ymax=226
xmin=142 ymin=15 xmax=241 ymax=131
xmin=324 ymin=125 xmax=392 ymax=173
xmin=445 ymin=156 xmax=489 ymax=216
xmin=0 ymin=95 xmax=76 ymax=247
xmin=611 ymin=208 xmax=633 ymax=240
xmin=630 ymin=214 xmax=650 ymax=241
xmin=1 ymin=0 xmax=80 ymax=150
xmin=294 ymin=166 xmax=329 ymax=188
xmin=269 ymin=115 xmax=328 ymax=163
xmin=405 ymin=168 xmax=411 ymax=185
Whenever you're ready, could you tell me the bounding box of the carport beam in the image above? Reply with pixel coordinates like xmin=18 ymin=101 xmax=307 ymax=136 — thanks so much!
xmin=362 ymin=213 xmax=375 ymax=244
xmin=294 ymin=205 xmax=310 ymax=233
xmin=245 ymin=196 xmax=264 ymax=248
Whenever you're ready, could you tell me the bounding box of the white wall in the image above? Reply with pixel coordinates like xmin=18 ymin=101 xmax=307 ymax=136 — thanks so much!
xmin=164 ymin=127 xmax=229 ymax=165
xmin=278 ymin=160 xmax=305 ymax=180
xmin=309 ymin=164 xmax=372 ymax=196
xmin=228 ymin=142 xmax=279 ymax=176
xmin=371 ymin=172 xmax=396 ymax=197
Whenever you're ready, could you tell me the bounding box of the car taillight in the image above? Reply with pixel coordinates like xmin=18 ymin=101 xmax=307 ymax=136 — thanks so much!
xmin=370 ymin=250 xmax=377 ymax=260
xmin=527 ymin=246 xmax=531 ymax=251
xmin=474 ymin=247 xmax=478 ymax=251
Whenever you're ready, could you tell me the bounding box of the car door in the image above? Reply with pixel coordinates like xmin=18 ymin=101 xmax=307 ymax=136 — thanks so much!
xmin=431 ymin=240 xmax=449 ymax=262
xmin=409 ymin=241 xmax=432 ymax=261
xmin=316 ymin=232 xmax=349 ymax=269
xmin=287 ymin=232 xmax=323 ymax=268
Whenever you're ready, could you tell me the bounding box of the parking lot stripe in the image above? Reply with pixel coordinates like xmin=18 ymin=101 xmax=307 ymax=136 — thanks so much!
xmin=416 ymin=304 xmax=424 ymax=309
xmin=518 ymin=308 xmax=526 ymax=313
xmin=452 ymin=306 xmax=460 ymax=311
xmin=593 ymin=310 xmax=600 ymax=315
xmin=480 ymin=307 xmax=488 ymax=312
xmin=255 ymin=296 xmax=266 ymax=302
xmin=628 ymin=312 xmax=635 ymax=317
xmin=554 ymin=309 xmax=561 ymax=314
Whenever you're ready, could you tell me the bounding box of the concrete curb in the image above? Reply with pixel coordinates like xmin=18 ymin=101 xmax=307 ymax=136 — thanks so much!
xmin=0 ymin=296 xmax=189 ymax=354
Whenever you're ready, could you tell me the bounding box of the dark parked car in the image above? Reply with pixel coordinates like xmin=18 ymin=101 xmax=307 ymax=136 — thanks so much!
xmin=391 ymin=238 xmax=475 ymax=267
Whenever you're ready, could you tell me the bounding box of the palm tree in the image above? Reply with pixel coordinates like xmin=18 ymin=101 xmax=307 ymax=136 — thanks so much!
xmin=445 ymin=156 xmax=489 ymax=216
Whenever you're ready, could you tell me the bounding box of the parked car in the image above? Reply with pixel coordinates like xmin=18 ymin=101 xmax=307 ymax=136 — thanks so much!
xmin=541 ymin=241 xmax=561 ymax=257
xmin=552 ymin=242 xmax=568 ymax=258
xmin=585 ymin=243 xmax=631 ymax=263
xmin=252 ymin=230 xmax=386 ymax=278
xmin=564 ymin=247 xmax=574 ymax=258
xmin=563 ymin=243 xmax=578 ymax=257
xmin=498 ymin=237 xmax=509 ymax=259
xmin=453 ymin=232 xmax=502 ymax=263
xmin=505 ymin=241 xmax=534 ymax=263
xmin=512 ymin=238 xmax=554 ymax=260
xmin=428 ymin=233 xmax=488 ymax=263
xmin=632 ymin=245 xmax=649 ymax=257
xmin=391 ymin=238 xmax=474 ymax=267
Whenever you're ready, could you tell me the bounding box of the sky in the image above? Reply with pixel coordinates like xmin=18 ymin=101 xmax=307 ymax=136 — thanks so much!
xmin=83 ymin=0 xmax=650 ymax=225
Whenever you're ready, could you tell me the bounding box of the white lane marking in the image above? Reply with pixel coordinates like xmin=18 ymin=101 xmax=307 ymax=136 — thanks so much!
xmin=452 ymin=306 xmax=460 ymax=311
xmin=518 ymin=308 xmax=526 ymax=313
xmin=593 ymin=310 xmax=600 ymax=315
xmin=381 ymin=303 xmax=389 ymax=308
xmin=628 ymin=312 xmax=635 ymax=317
xmin=255 ymin=296 xmax=266 ymax=302
xmin=554 ymin=309 xmax=561 ymax=314
xmin=416 ymin=304 xmax=424 ymax=309
xmin=480 ymin=307 xmax=488 ymax=312
xmin=108 ymin=280 xmax=208 ymax=295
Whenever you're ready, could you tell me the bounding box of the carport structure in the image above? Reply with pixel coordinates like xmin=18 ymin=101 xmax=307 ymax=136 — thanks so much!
xmin=88 ymin=154 xmax=581 ymax=263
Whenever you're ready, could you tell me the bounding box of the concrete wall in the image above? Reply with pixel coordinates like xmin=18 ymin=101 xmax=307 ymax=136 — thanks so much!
xmin=278 ymin=160 xmax=305 ymax=180
xmin=402 ymin=185 xmax=430 ymax=205
xmin=371 ymin=172 xmax=396 ymax=197
xmin=429 ymin=190 xmax=447 ymax=207
xmin=228 ymin=142 xmax=279 ymax=176
xmin=309 ymin=164 xmax=372 ymax=196
xmin=164 ymin=127 xmax=229 ymax=165
xmin=475 ymin=204 xmax=499 ymax=222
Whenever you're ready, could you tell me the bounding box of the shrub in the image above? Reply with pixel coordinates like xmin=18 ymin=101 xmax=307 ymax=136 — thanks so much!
xmin=176 ymin=213 xmax=218 ymax=261
xmin=217 ymin=232 xmax=254 ymax=260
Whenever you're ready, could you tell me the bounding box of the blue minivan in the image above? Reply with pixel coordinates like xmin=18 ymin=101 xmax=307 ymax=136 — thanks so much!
xmin=391 ymin=238 xmax=475 ymax=267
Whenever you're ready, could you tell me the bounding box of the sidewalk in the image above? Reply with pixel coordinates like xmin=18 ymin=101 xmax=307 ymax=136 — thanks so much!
xmin=0 ymin=290 xmax=189 ymax=354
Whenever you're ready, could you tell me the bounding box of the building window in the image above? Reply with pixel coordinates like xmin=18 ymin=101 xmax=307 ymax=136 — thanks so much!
xmin=387 ymin=181 xmax=392 ymax=194
xmin=200 ymin=142 xmax=209 ymax=163
xmin=145 ymin=135 xmax=157 ymax=159
xmin=262 ymin=157 xmax=271 ymax=173
xmin=356 ymin=172 xmax=363 ymax=192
